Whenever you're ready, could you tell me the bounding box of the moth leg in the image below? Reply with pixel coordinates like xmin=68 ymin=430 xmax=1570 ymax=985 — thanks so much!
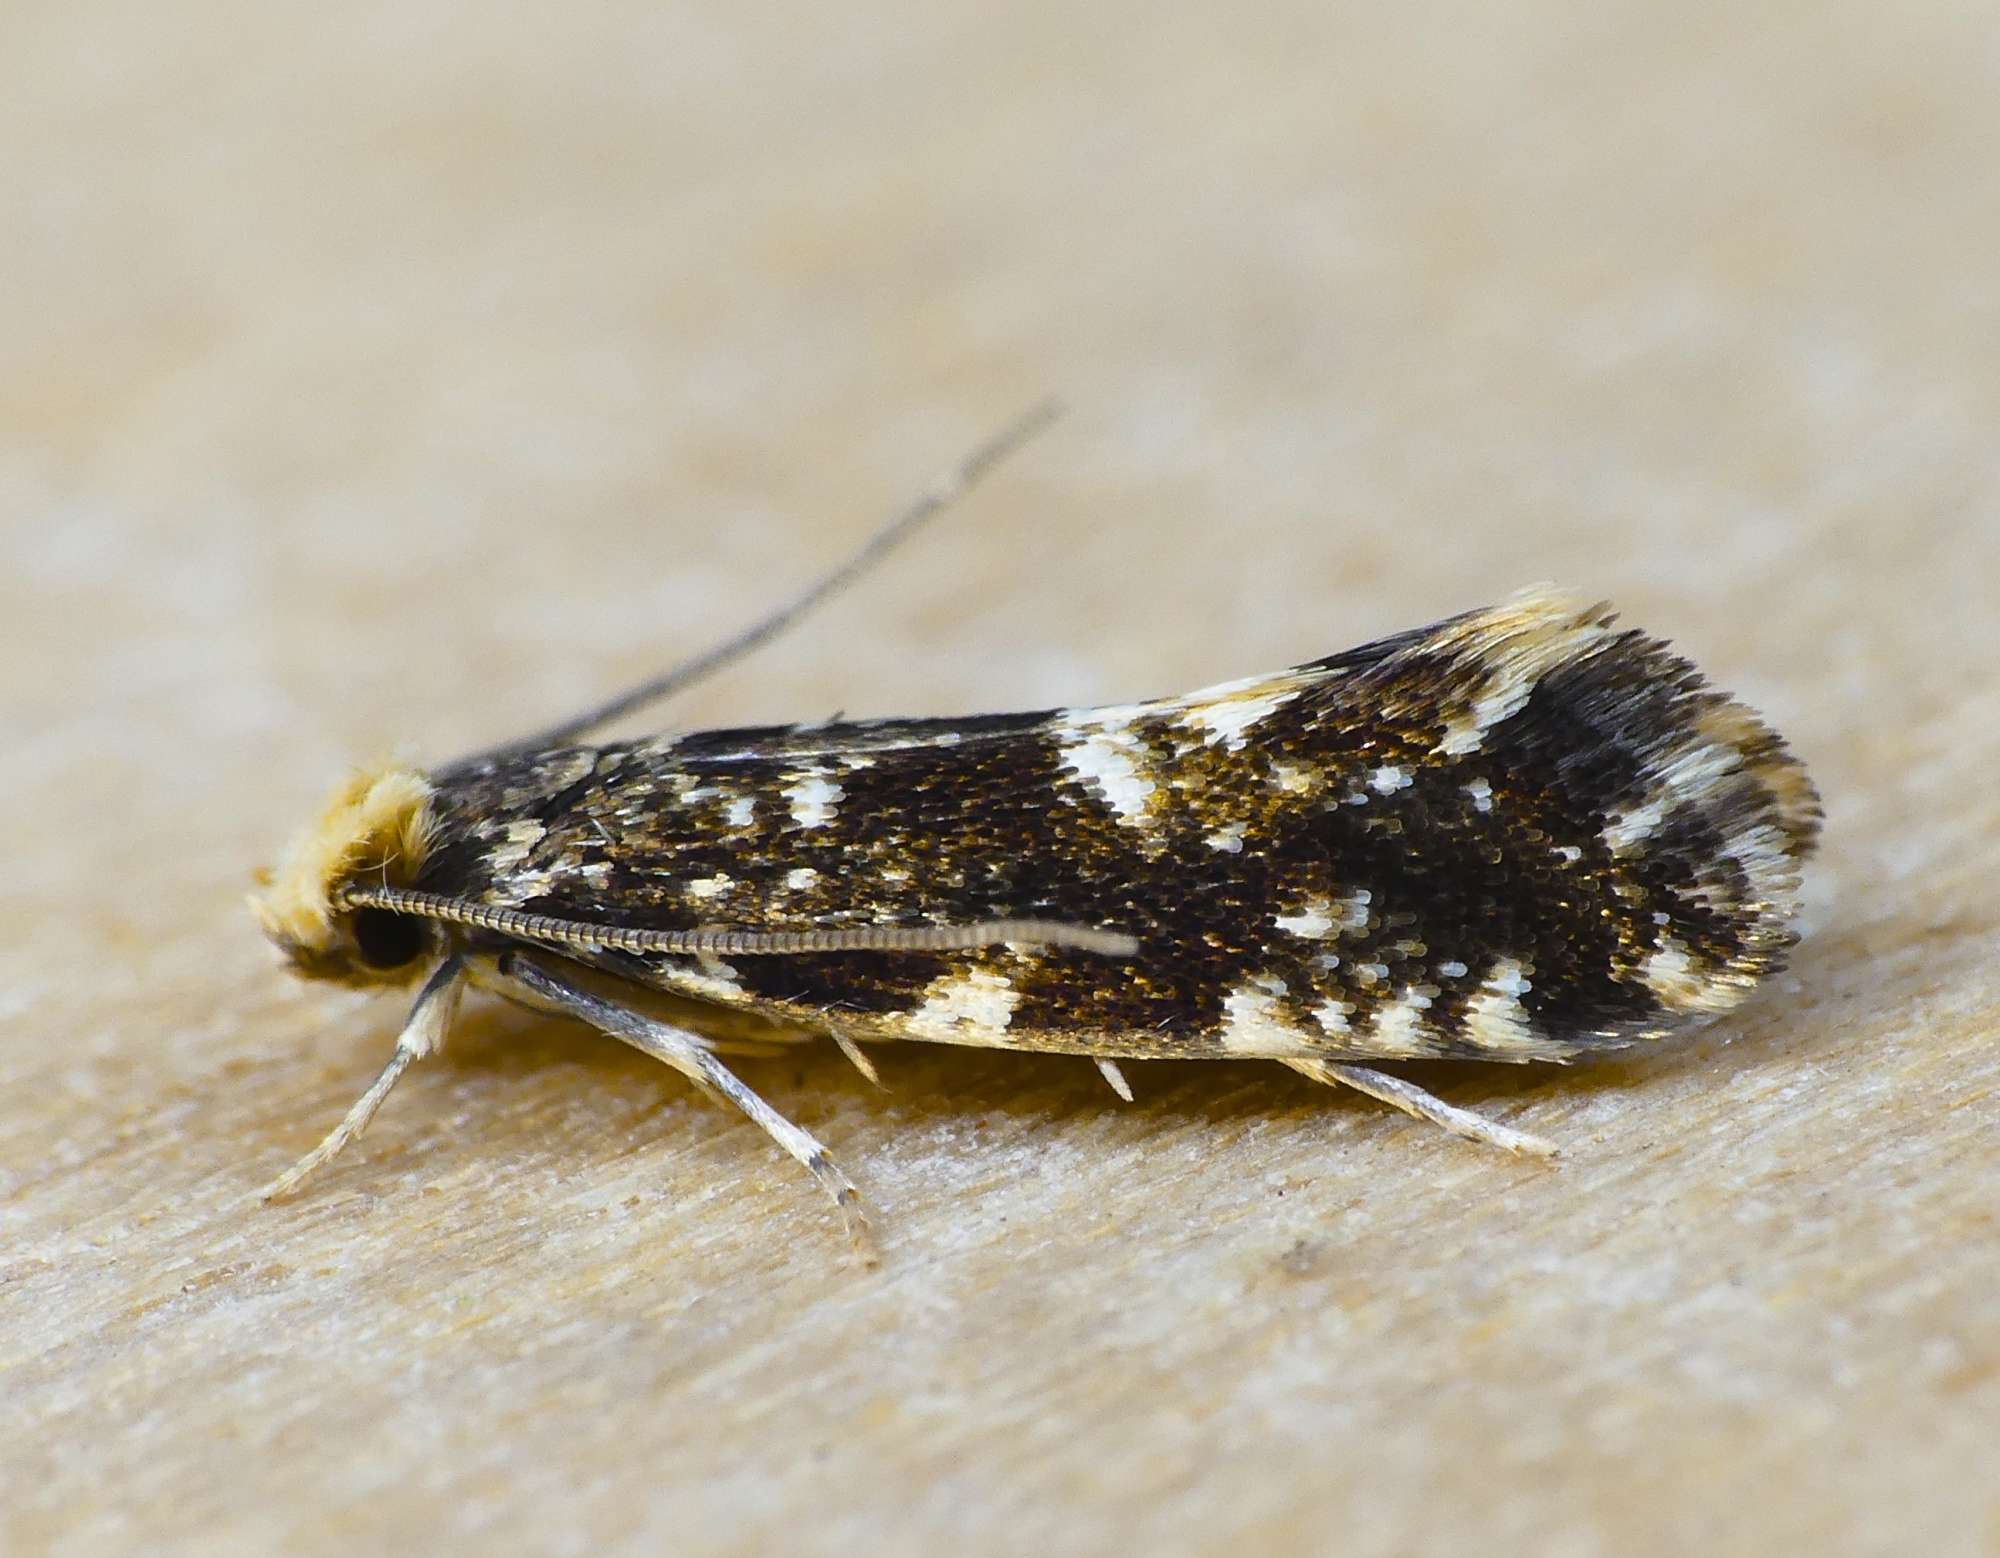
xmin=1283 ymin=1058 xmax=1558 ymax=1158
xmin=1094 ymin=1058 xmax=1135 ymax=1102
xmin=263 ymin=955 xmax=468 ymax=1200
xmin=829 ymin=1027 xmax=885 ymax=1089
xmin=491 ymin=953 xmax=875 ymax=1259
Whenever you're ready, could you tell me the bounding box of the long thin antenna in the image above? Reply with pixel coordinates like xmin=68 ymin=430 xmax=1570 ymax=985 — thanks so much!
xmin=339 ymin=883 xmax=1139 ymax=959
xmin=448 ymin=399 xmax=1062 ymax=769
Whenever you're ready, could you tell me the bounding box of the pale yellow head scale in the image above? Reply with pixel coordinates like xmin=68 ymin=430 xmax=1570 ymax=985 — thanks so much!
xmin=249 ymin=763 xmax=440 ymax=985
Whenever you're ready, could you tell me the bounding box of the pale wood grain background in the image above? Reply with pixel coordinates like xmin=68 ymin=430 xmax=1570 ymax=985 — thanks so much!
xmin=5 ymin=2 xmax=1997 ymax=1554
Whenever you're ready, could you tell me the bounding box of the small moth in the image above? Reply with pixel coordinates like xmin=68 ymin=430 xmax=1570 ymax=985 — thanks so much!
xmin=252 ymin=409 xmax=1820 ymax=1249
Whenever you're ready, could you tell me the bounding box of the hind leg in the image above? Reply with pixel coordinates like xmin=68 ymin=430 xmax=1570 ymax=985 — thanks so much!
xmin=1283 ymin=1058 xmax=1558 ymax=1157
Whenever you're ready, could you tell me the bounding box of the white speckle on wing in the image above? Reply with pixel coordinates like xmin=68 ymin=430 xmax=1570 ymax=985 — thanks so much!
xmin=1206 ymin=822 xmax=1247 ymax=853
xmin=1431 ymin=600 xmax=1609 ymax=756
xmin=1057 ymin=720 xmax=1157 ymax=823
xmin=1464 ymin=778 xmax=1494 ymax=813
xmin=785 ymin=771 xmax=844 ymax=828
xmin=1369 ymin=765 xmax=1412 ymax=794
xmin=1609 ymin=736 xmax=1751 ymax=857
xmin=1461 ymin=957 xmax=1544 ymax=1055
xmin=1275 ymin=901 xmax=1335 ymax=939
xmin=673 ymin=956 xmax=744 ymax=1003
xmin=723 ymin=794 xmax=756 ymax=829
xmin=488 ymin=819 xmax=546 ymax=876
xmin=1638 ymin=936 xmax=1734 ymax=1011
xmin=1366 ymin=989 xmax=1435 ymax=1057
xmin=1725 ymin=819 xmax=1802 ymax=910
xmin=1219 ymin=981 xmax=1307 ymax=1055
xmin=783 ymin=867 xmax=820 ymax=892
xmin=685 ymin=872 xmax=733 ymax=900
xmin=1602 ymin=798 xmax=1667 ymax=854
xmin=1438 ymin=674 xmax=1539 ymax=755
xmin=907 ymin=969 xmax=1021 ymax=1046
xmin=1178 ymin=683 xmax=1298 ymax=752
xmin=1640 ymin=938 xmax=1698 ymax=1000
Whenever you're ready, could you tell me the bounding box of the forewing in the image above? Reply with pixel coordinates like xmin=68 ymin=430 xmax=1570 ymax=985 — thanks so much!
xmin=417 ymin=591 xmax=1818 ymax=1063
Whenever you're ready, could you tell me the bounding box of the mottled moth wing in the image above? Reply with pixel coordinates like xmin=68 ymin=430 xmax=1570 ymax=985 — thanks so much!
xmin=413 ymin=590 xmax=1819 ymax=1065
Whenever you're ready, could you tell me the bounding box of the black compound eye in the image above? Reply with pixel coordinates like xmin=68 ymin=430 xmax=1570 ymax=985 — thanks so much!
xmin=351 ymin=907 xmax=429 ymax=970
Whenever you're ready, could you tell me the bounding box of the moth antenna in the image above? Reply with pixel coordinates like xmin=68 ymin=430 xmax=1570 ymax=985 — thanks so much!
xmin=449 ymin=399 xmax=1063 ymax=769
xmin=339 ymin=884 xmax=1138 ymax=959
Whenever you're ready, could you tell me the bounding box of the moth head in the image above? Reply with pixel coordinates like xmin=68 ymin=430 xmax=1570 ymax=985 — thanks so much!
xmin=250 ymin=764 xmax=443 ymax=987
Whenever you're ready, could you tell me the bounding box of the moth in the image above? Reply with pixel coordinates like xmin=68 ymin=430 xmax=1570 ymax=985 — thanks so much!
xmin=252 ymin=410 xmax=1820 ymax=1249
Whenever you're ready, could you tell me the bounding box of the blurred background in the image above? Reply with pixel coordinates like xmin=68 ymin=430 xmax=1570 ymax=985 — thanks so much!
xmin=5 ymin=3 xmax=1995 ymax=1554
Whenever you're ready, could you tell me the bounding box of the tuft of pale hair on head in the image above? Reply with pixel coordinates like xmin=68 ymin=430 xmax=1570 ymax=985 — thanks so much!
xmin=250 ymin=764 xmax=437 ymax=958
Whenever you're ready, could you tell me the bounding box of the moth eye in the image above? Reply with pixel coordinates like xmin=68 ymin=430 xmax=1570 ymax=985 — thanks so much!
xmin=351 ymin=907 xmax=430 ymax=971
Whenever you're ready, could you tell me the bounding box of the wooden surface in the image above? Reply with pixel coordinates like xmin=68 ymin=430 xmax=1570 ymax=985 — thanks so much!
xmin=6 ymin=2 xmax=1997 ymax=1554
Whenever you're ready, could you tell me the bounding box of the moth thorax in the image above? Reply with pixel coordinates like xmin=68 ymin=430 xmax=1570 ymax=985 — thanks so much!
xmin=249 ymin=763 xmax=441 ymax=986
